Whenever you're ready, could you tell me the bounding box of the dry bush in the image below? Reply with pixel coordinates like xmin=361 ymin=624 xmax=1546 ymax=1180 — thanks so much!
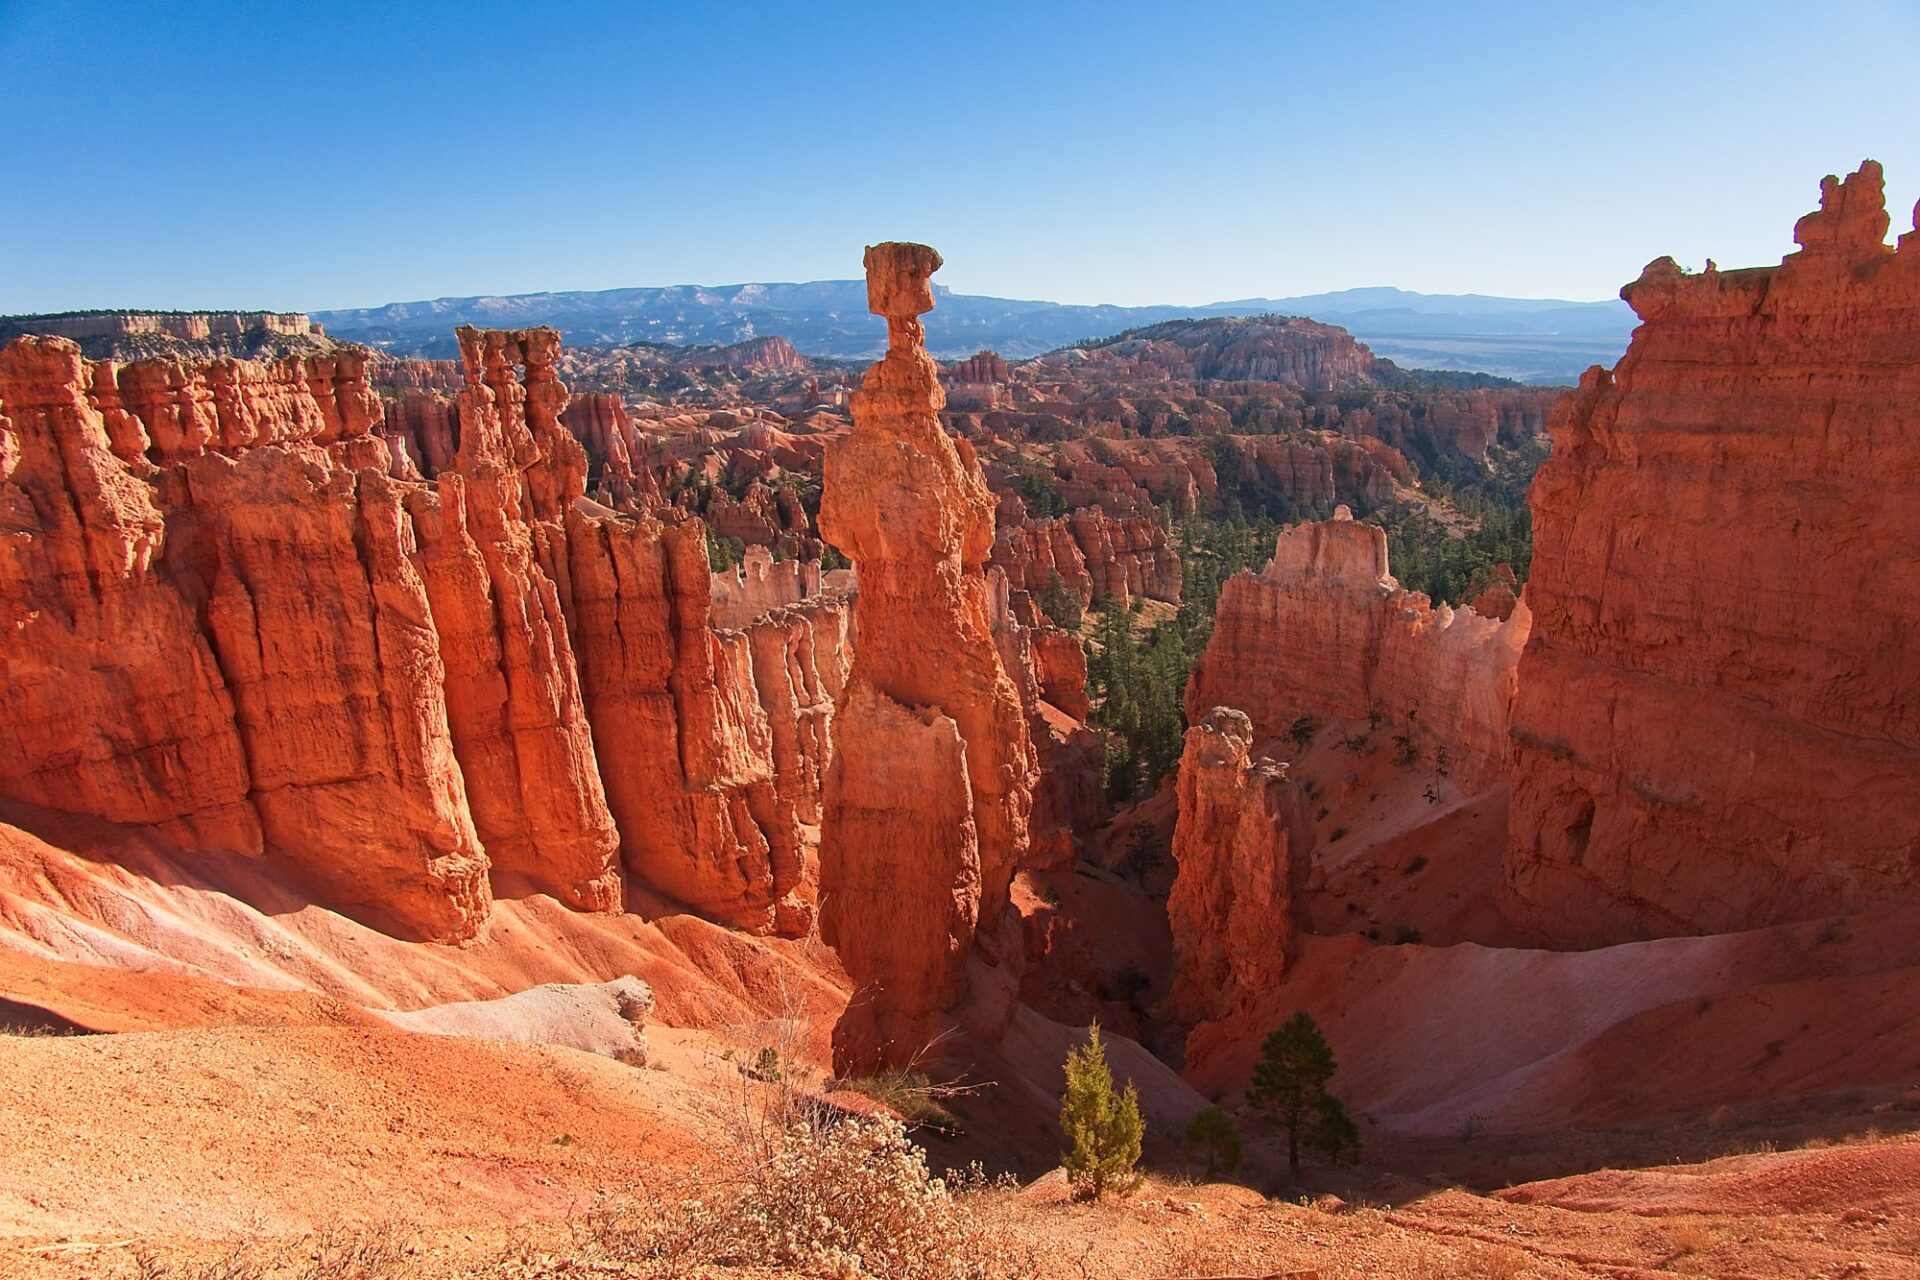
xmin=1408 ymin=1242 xmax=1531 ymax=1280
xmin=571 ymin=1112 xmax=1035 ymax=1280
xmin=547 ymin=968 xmax=1036 ymax=1279
xmin=1666 ymin=1220 xmax=1718 ymax=1259
xmin=1159 ymin=1234 xmax=1261 ymax=1277
xmin=830 ymin=1068 xmax=963 ymax=1132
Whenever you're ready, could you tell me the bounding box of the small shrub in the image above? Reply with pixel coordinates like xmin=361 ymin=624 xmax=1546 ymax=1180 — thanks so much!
xmin=135 ymin=1224 xmax=414 ymax=1280
xmin=1109 ymin=962 xmax=1150 ymax=1007
xmin=1403 ymin=854 xmax=1429 ymax=876
xmin=1328 ymin=826 xmax=1348 ymax=842
xmin=1668 ymin=1221 xmax=1717 ymax=1258
xmin=1182 ymin=1105 xmax=1241 ymax=1177
xmin=1060 ymin=1023 xmax=1145 ymax=1200
xmin=1287 ymin=714 xmax=1320 ymax=747
xmin=746 ymin=1044 xmax=783 ymax=1082
xmin=830 ymin=1070 xmax=961 ymax=1134
xmin=1394 ymin=926 xmax=1424 ymax=945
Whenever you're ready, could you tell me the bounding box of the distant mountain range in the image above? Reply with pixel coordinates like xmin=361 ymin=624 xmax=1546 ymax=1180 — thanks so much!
xmin=313 ymin=282 xmax=1636 ymax=385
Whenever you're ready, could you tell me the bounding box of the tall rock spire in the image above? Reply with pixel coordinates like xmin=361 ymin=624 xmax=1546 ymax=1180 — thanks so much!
xmin=817 ymin=243 xmax=1038 ymax=1073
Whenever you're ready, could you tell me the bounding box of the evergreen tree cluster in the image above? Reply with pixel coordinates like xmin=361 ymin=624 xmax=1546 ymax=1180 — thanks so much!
xmin=1083 ymin=511 xmax=1278 ymax=800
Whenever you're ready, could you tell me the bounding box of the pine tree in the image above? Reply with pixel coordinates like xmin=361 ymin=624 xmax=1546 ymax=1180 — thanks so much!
xmin=1246 ymin=1011 xmax=1360 ymax=1175
xmin=1059 ymin=1023 xmax=1145 ymax=1200
xmin=1182 ymin=1105 xmax=1241 ymax=1178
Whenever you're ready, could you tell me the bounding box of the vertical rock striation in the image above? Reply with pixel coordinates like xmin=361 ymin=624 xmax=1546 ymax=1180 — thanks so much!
xmin=817 ymin=244 xmax=1038 ymax=1071
xmin=990 ymin=497 xmax=1182 ymax=609
xmin=0 ymin=322 xmax=857 ymax=945
xmin=0 ymin=338 xmax=261 ymax=856
xmin=408 ymin=328 xmax=622 ymax=914
xmin=1505 ymin=162 xmax=1920 ymax=944
xmin=1167 ymin=708 xmax=1314 ymax=1024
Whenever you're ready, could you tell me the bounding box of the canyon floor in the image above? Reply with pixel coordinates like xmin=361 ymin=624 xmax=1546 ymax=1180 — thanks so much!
xmin=2 ymin=1006 xmax=1917 ymax=1280
xmin=5 ymin=759 xmax=1918 ymax=1280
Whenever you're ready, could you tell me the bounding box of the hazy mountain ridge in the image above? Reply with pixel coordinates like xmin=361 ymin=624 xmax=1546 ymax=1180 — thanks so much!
xmin=315 ymin=283 xmax=1634 ymax=384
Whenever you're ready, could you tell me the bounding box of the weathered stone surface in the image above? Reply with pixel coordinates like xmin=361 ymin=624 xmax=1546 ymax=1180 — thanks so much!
xmin=1505 ymin=162 xmax=1920 ymax=944
xmin=1 ymin=336 xmax=493 ymax=942
xmin=818 ymin=243 xmax=1039 ymax=1071
xmin=408 ymin=334 xmax=623 ymax=913
xmin=1167 ymin=707 xmax=1313 ymax=1023
xmin=1187 ymin=508 xmax=1528 ymax=792
xmin=0 ymin=324 xmax=856 ymax=945
xmin=381 ymin=391 xmax=458 ymax=477
xmin=985 ymin=572 xmax=1105 ymax=870
xmin=990 ymin=496 xmax=1181 ymax=608
xmin=166 ymin=449 xmax=491 ymax=941
xmin=0 ymin=337 xmax=261 ymax=857
xmin=945 ymin=350 xmax=1012 ymax=385
xmin=559 ymin=391 xmax=643 ymax=505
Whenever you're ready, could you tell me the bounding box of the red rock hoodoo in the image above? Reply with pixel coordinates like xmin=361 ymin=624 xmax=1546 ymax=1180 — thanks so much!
xmin=816 ymin=243 xmax=1039 ymax=1072
xmin=1505 ymin=161 xmax=1920 ymax=945
xmin=1166 ymin=707 xmax=1314 ymax=1024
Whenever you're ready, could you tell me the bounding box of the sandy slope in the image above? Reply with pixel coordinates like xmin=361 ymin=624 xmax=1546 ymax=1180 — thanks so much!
xmin=2 ymin=1019 xmax=1915 ymax=1279
xmin=0 ymin=809 xmax=848 ymax=1043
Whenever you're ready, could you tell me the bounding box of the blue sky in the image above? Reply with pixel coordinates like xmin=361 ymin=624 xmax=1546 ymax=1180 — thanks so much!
xmin=2 ymin=0 xmax=1916 ymax=312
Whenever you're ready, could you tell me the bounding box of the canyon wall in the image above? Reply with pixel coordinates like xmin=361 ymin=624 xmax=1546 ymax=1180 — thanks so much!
xmin=1 ymin=312 xmax=319 ymax=342
xmin=817 ymin=244 xmax=1039 ymax=1072
xmin=1186 ymin=508 xmax=1528 ymax=791
xmin=989 ymin=495 xmax=1182 ymax=608
xmin=1067 ymin=316 xmax=1377 ymax=389
xmin=0 ymin=327 xmax=852 ymax=943
xmin=1505 ymin=162 xmax=1920 ymax=945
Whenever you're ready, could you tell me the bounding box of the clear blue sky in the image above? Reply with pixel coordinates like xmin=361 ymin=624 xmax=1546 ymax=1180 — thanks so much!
xmin=2 ymin=0 xmax=1916 ymax=312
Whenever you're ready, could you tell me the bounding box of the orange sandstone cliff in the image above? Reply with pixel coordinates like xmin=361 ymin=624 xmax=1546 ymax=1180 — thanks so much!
xmin=1186 ymin=507 xmax=1529 ymax=793
xmin=816 ymin=244 xmax=1040 ymax=1072
xmin=1504 ymin=161 xmax=1920 ymax=945
xmin=0 ymin=327 xmax=851 ymax=943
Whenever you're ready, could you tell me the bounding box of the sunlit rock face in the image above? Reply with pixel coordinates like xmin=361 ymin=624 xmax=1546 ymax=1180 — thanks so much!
xmin=1505 ymin=162 xmax=1920 ymax=945
xmin=1185 ymin=507 xmax=1529 ymax=795
xmin=0 ymin=323 xmax=851 ymax=944
xmin=817 ymin=243 xmax=1039 ymax=1073
xmin=1167 ymin=707 xmax=1314 ymax=1025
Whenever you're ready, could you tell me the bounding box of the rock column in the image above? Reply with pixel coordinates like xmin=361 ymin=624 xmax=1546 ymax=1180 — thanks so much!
xmin=817 ymin=244 xmax=1038 ymax=1072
